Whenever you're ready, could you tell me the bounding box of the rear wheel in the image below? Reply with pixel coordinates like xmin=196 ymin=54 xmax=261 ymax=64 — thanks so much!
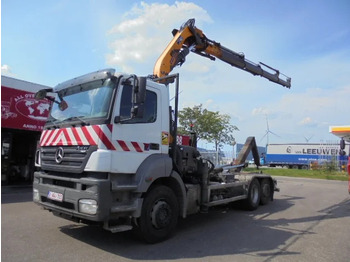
xmin=260 ymin=178 xmax=271 ymax=205
xmin=136 ymin=185 xmax=179 ymax=243
xmin=243 ymin=179 xmax=261 ymax=211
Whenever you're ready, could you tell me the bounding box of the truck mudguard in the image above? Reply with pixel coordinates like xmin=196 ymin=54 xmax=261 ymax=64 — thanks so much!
xmin=135 ymin=154 xmax=187 ymax=217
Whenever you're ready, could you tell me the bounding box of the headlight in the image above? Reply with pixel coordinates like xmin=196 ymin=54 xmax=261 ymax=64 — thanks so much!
xmin=33 ymin=189 xmax=40 ymax=202
xmin=79 ymin=199 xmax=98 ymax=215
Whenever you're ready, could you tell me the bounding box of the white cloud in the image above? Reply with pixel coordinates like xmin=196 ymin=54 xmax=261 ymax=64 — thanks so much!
xmin=252 ymin=107 xmax=271 ymax=116
xmin=205 ymin=99 xmax=214 ymax=106
xmin=183 ymin=61 xmax=211 ymax=74
xmin=1 ymin=64 xmax=16 ymax=77
xmin=299 ymin=117 xmax=315 ymax=126
xmin=106 ymin=1 xmax=212 ymax=73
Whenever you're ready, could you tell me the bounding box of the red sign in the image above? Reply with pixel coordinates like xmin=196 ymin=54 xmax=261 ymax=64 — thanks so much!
xmin=1 ymin=86 xmax=51 ymax=131
xmin=177 ymin=135 xmax=191 ymax=146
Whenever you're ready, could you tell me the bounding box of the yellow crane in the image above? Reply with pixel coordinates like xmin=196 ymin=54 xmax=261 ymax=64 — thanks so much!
xmin=154 ymin=18 xmax=291 ymax=88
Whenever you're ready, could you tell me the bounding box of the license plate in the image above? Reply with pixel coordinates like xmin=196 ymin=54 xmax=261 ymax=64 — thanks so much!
xmin=47 ymin=191 xmax=63 ymax=202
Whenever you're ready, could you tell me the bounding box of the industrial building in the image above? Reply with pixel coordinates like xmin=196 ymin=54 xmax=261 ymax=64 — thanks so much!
xmin=1 ymin=76 xmax=51 ymax=185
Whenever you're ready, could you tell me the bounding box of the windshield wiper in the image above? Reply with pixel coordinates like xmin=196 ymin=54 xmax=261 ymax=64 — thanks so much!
xmin=63 ymin=116 xmax=88 ymax=125
xmin=46 ymin=118 xmax=61 ymax=125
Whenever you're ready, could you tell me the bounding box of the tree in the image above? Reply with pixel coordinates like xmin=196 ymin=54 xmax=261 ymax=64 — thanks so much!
xmin=178 ymin=104 xmax=239 ymax=151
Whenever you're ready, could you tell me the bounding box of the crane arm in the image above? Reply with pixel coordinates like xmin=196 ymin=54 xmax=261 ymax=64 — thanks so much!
xmin=153 ymin=19 xmax=291 ymax=88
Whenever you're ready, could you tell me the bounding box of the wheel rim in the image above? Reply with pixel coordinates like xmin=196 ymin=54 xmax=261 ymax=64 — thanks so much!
xmin=151 ymin=200 xmax=172 ymax=229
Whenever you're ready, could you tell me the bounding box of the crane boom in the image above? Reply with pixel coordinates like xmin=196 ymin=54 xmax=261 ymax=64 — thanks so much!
xmin=153 ymin=19 xmax=291 ymax=88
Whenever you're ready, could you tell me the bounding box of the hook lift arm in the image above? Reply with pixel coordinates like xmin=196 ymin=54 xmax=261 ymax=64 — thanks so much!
xmin=153 ymin=19 xmax=291 ymax=88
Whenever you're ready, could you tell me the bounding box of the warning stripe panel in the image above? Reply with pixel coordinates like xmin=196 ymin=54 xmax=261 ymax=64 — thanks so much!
xmin=39 ymin=124 xmax=146 ymax=153
xmin=66 ymin=128 xmax=78 ymax=146
xmin=117 ymin=140 xmax=130 ymax=151
xmin=45 ymin=129 xmax=59 ymax=146
xmin=131 ymin=141 xmax=143 ymax=152
xmin=76 ymin=127 xmax=89 ymax=145
xmin=40 ymin=130 xmax=51 ymax=146
xmin=92 ymin=125 xmax=116 ymax=150
xmin=81 ymin=126 xmax=97 ymax=146
xmin=54 ymin=129 xmax=68 ymax=146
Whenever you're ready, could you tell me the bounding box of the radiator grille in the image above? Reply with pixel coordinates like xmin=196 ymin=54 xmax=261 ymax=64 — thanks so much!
xmin=40 ymin=145 xmax=97 ymax=173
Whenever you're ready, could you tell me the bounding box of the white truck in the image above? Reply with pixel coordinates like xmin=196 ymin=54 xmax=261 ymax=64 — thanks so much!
xmin=33 ymin=19 xmax=291 ymax=243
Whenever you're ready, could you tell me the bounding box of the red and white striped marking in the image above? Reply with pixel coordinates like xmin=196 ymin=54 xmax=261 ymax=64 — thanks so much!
xmin=177 ymin=135 xmax=190 ymax=146
xmin=39 ymin=124 xmax=148 ymax=152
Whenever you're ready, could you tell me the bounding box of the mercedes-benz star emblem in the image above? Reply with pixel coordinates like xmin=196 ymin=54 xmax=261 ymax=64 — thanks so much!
xmin=55 ymin=147 xmax=64 ymax=164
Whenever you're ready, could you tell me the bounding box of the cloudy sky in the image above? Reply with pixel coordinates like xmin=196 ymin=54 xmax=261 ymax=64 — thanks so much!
xmin=2 ymin=0 xmax=350 ymax=149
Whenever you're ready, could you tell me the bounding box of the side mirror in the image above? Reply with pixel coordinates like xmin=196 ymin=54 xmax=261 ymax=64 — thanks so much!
xmin=58 ymin=100 xmax=68 ymax=111
xmin=34 ymin=89 xmax=51 ymax=100
xmin=34 ymin=88 xmax=68 ymax=111
xmin=131 ymin=77 xmax=146 ymax=119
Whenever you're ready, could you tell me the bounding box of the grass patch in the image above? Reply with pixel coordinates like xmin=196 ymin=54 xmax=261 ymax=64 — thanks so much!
xmin=244 ymin=167 xmax=349 ymax=181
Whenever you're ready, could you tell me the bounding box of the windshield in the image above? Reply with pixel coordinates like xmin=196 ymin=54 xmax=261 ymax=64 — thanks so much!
xmin=49 ymin=79 xmax=115 ymax=123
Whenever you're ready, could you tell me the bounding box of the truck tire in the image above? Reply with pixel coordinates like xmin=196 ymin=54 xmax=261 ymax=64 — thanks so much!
xmin=137 ymin=185 xmax=179 ymax=243
xmin=260 ymin=178 xmax=271 ymax=205
xmin=243 ymin=178 xmax=261 ymax=211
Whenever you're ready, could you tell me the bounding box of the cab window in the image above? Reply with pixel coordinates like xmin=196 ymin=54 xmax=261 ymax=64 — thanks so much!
xmin=120 ymin=86 xmax=157 ymax=123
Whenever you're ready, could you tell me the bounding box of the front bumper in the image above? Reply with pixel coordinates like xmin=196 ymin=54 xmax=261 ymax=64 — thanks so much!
xmin=33 ymin=171 xmax=112 ymax=223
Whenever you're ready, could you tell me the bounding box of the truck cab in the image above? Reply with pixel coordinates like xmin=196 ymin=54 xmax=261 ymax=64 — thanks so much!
xmin=33 ymin=69 xmax=186 ymax=235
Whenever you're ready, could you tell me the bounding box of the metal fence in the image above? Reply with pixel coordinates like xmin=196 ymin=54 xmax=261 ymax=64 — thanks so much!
xmin=313 ymin=141 xmax=349 ymax=171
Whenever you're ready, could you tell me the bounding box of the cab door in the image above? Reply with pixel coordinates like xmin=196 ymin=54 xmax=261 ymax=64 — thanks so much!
xmin=111 ymin=83 xmax=162 ymax=173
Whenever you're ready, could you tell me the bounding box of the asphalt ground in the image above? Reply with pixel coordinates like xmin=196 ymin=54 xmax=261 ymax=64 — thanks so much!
xmin=2 ymin=176 xmax=350 ymax=262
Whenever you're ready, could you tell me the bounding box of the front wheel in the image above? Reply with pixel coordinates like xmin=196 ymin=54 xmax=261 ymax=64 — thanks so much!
xmin=136 ymin=185 xmax=179 ymax=243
